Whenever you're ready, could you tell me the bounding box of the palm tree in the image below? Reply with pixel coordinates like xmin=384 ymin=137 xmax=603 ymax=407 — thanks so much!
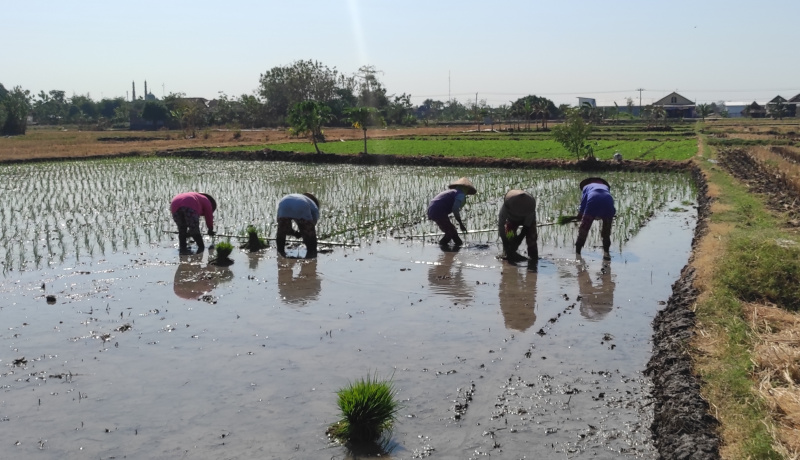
xmin=534 ymin=99 xmax=549 ymax=129
xmin=344 ymin=106 xmax=384 ymax=154
xmin=696 ymin=103 xmax=711 ymax=121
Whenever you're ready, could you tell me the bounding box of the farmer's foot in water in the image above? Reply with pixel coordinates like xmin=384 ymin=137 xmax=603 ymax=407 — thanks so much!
xmin=453 ymin=236 xmax=463 ymax=247
xmin=603 ymin=251 xmax=611 ymax=261
xmin=506 ymin=251 xmax=528 ymax=263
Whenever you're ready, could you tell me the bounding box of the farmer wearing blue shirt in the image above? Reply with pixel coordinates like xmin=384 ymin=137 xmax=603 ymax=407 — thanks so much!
xmin=426 ymin=177 xmax=477 ymax=248
xmin=276 ymin=193 xmax=320 ymax=258
xmin=575 ymin=177 xmax=616 ymax=260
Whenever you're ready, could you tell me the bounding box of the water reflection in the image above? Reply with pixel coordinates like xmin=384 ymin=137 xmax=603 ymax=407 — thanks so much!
xmin=498 ymin=263 xmax=538 ymax=331
xmin=577 ymin=257 xmax=615 ymax=321
xmin=277 ymin=257 xmax=321 ymax=305
xmin=427 ymin=249 xmax=473 ymax=305
xmin=173 ymin=254 xmax=233 ymax=300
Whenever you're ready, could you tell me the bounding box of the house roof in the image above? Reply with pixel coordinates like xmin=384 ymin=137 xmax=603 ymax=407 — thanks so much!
xmin=653 ymin=92 xmax=695 ymax=107
xmin=768 ymin=95 xmax=787 ymax=104
xmin=789 ymin=93 xmax=800 ymax=103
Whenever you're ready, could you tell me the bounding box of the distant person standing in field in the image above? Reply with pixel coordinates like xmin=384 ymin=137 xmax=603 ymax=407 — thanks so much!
xmin=426 ymin=177 xmax=477 ymax=248
xmin=170 ymin=192 xmax=216 ymax=253
xmin=575 ymin=177 xmax=616 ymax=260
xmin=276 ymin=193 xmax=320 ymax=259
xmin=498 ymin=189 xmax=538 ymax=268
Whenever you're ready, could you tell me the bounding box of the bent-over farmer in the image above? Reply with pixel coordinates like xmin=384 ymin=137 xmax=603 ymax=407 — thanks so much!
xmin=426 ymin=177 xmax=477 ymax=248
xmin=575 ymin=177 xmax=616 ymax=260
xmin=170 ymin=192 xmax=216 ymax=253
xmin=499 ymin=189 xmax=538 ymax=266
xmin=276 ymin=193 xmax=320 ymax=259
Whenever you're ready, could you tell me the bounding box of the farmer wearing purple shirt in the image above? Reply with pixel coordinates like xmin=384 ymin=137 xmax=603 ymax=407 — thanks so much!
xmin=426 ymin=178 xmax=477 ymax=248
xmin=170 ymin=192 xmax=216 ymax=253
xmin=575 ymin=177 xmax=616 ymax=260
xmin=276 ymin=193 xmax=320 ymax=259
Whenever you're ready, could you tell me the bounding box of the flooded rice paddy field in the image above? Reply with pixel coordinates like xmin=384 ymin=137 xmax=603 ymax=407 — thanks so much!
xmin=1 ymin=159 xmax=696 ymax=459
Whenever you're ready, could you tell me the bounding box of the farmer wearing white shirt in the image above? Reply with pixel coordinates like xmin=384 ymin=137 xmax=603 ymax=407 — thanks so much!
xmin=276 ymin=193 xmax=320 ymax=258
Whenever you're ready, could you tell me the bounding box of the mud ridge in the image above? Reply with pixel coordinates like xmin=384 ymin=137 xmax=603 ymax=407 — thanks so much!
xmin=155 ymin=148 xmax=695 ymax=173
xmin=718 ymin=147 xmax=800 ymax=221
xmin=645 ymin=165 xmax=720 ymax=459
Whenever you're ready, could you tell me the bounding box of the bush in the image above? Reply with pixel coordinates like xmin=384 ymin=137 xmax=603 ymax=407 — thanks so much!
xmin=327 ymin=373 xmax=399 ymax=444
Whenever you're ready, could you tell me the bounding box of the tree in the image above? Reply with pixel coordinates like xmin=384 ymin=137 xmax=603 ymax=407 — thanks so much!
xmin=0 ymin=85 xmax=32 ymax=135
xmin=258 ymin=60 xmax=342 ymax=123
xmin=356 ymin=65 xmax=389 ymax=111
xmin=287 ymin=100 xmax=333 ymax=154
xmin=696 ymin=103 xmax=711 ymax=121
xmin=238 ymin=94 xmax=266 ymax=128
xmin=769 ymin=100 xmax=787 ymax=120
xmin=626 ymin=97 xmax=634 ymax=117
xmin=533 ymin=99 xmax=550 ymax=129
xmin=511 ymin=95 xmax=557 ymax=130
xmin=344 ymin=106 xmax=384 ymax=154
xmin=140 ymin=100 xmax=170 ymax=127
xmin=552 ymin=108 xmax=594 ymax=160
xmin=171 ymin=99 xmax=206 ymax=138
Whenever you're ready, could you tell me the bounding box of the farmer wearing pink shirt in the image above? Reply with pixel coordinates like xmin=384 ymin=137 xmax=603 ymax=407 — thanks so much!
xmin=170 ymin=192 xmax=217 ymax=253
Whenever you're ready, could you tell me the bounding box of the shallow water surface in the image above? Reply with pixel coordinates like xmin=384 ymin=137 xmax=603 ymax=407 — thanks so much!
xmin=1 ymin=210 xmax=695 ymax=459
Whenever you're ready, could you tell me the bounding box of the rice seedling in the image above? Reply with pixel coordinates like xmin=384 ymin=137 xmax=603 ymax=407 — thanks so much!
xmin=0 ymin=158 xmax=694 ymax=271
xmin=327 ymin=373 xmax=399 ymax=445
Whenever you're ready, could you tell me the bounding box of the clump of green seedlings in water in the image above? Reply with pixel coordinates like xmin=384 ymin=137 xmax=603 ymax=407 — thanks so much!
xmin=240 ymin=225 xmax=269 ymax=252
xmin=327 ymin=373 xmax=399 ymax=445
xmin=210 ymin=241 xmax=234 ymax=266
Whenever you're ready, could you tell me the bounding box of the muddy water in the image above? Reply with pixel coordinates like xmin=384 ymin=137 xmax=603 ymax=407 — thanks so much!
xmin=1 ymin=198 xmax=695 ymax=459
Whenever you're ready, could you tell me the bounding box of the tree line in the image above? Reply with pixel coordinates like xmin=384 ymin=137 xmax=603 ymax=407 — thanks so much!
xmin=1 ymin=60 xmax=578 ymax=136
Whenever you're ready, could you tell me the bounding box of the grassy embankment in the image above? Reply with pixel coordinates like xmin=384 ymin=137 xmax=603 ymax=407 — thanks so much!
xmin=214 ymin=125 xmax=698 ymax=162
xmin=694 ymin=120 xmax=800 ymax=459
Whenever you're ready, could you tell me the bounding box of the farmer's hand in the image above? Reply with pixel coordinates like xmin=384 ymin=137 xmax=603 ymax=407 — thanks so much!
xmin=292 ymin=230 xmax=302 ymax=238
xmin=207 ymin=229 xmax=216 ymax=236
xmin=459 ymin=222 xmax=467 ymax=232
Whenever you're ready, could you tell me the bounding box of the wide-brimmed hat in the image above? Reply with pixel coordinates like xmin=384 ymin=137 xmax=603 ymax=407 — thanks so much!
xmin=448 ymin=177 xmax=477 ymax=195
xmin=579 ymin=177 xmax=610 ymax=190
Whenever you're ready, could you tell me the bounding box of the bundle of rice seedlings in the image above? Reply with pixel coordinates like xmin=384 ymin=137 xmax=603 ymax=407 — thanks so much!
xmin=210 ymin=241 xmax=234 ymax=266
xmin=240 ymin=225 xmax=269 ymax=252
xmin=327 ymin=373 xmax=399 ymax=445
xmin=557 ymin=215 xmax=579 ymax=225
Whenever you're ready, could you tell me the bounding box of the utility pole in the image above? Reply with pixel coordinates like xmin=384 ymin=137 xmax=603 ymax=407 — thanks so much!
xmin=636 ymin=88 xmax=645 ymax=115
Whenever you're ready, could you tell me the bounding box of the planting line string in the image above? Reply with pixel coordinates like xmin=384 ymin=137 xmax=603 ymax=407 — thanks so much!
xmin=162 ymin=231 xmax=359 ymax=247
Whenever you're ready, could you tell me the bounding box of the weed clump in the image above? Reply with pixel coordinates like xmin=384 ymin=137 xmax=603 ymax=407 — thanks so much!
xmin=240 ymin=225 xmax=269 ymax=252
xmin=721 ymin=235 xmax=800 ymax=311
xmin=210 ymin=241 xmax=234 ymax=266
xmin=327 ymin=373 xmax=399 ymax=445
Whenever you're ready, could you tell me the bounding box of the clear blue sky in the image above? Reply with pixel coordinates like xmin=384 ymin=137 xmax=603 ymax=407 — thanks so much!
xmin=3 ymin=0 xmax=798 ymax=107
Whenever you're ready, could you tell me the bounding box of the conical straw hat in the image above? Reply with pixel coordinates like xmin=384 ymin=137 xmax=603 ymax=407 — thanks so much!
xmin=448 ymin=177 xmax=477 ymax=195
